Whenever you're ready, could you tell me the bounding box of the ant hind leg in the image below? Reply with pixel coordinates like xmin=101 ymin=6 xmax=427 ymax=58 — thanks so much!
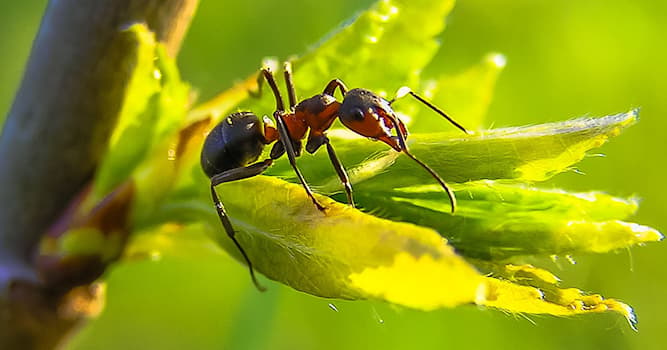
xmin=210 ymin=159 xmax=273 ymax=292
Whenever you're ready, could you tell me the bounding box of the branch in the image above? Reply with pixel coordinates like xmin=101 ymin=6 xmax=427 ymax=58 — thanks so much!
xmin=0 ymin=1 xmax=198 ymax=349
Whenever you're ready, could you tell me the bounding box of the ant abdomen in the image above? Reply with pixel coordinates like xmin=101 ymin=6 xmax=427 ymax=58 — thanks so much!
xmin=201 ymin=111 xmax=266 ymax=178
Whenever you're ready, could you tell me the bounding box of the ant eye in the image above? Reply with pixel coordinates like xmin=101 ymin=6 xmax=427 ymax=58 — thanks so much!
xmin=351 ymin=108 xmax=365 ymax=121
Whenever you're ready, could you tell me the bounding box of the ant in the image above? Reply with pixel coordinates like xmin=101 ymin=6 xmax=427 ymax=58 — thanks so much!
xmin=200 ymin=62 xmax=469 ymax=291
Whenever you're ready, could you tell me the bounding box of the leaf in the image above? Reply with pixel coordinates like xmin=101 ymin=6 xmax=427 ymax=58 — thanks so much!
xmin=477 ymin=264 xmax=638 ymax=330
xmin=357 ymin=110 xmax=639 ymax=184
xmin=169 ymin=176 xmax=483 ymax=307
xmin=267 ymin=110 xmax=638 ymax=189
xmin=92 ymin=23 xmax=190 ymax=201
xmin=373 ymin=181 xmax=662 ymax=259
xmin=34 ymin=24 xmax=192 ymax=288
xmin=481 ymin=276 xmax=637 ymax=330
xmin=293 ymin=0 xmax=455 ymax=96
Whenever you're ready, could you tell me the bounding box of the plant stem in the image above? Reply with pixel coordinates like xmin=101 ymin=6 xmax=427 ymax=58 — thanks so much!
xmin=0 ymin=1 xmax=198 ymax=349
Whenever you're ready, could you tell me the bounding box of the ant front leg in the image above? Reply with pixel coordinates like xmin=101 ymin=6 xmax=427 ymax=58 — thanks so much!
xmin=210 ymin=159 xmax=273 ymax=292
xmin=251 ymin=66 xmax=327 ymax=212
xmin=258 ymin=68 xmax=327 ymax=212
xmin=272 ymin=111 xmax=327 ymax=211
xmin=306 ymin=134 xmax=355 ymax=207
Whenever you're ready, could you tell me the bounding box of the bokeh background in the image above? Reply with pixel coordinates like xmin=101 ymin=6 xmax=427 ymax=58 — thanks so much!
xmin=1 ymin=0 xmax=665 ymax=349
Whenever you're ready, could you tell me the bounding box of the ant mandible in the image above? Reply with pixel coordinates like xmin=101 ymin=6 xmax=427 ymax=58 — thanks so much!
xmin=200 ymin=62 xmax=469 ymax=291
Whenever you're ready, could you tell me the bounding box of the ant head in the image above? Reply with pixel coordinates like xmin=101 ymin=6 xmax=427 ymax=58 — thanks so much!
xmin=338 ymin=88 xmax=403 ymax=152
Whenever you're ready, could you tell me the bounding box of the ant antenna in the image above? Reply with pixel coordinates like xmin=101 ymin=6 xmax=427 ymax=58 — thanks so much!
xmin=383 ymin=109 xmax=458 ymax=213
xmin=390 ymin=87 xmax=469 ymax=134
xmin=402 ymin=150 xmax=457 ymax=213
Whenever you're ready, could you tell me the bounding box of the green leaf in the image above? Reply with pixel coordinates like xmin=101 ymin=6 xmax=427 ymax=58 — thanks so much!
xmin=92 ymin=23 xmax=190 ymax=201
xmin=171 ymin=176 xmax=484 ymax=307
xmin=267 ymin=110 xmax=638 ymax=189
xmin=372 ymin=181 xmax=662 ymax=259
xmin=293 ymin=0 xmax=455 ymax=96
xmin=363 ymin=110 xmax=639 ymax=184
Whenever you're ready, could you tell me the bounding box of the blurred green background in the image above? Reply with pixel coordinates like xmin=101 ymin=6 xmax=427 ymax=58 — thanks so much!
xmin=1 ymin=0 xmax=665 ymax=349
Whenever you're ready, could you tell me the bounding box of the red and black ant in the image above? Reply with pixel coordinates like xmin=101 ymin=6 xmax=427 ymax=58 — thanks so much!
xmin=201 ymin=63 xmax=469 ymax=290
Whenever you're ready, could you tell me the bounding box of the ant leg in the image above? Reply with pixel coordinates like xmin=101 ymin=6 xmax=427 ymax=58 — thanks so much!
xmin=251 ymin=67 xmax=286 ymax=111
xmin=323 ymin=79 xmax=348 ymax=97
xmin=283 ymin=62 xmax=297 ymax=109
xmin=210 ymin=159 xmax=273 ymax=186
xmin=210 ymin=186 xmax=266 ymax=291
xmin=257 ymin=67 xmax=325 ymax=211
xmin=324 ymin=139 xmax=355 ymax=207
xmin=254 ymin=66 xmax=328 ymax=211
xmin=273 ymin=111 xmax=326 ymax=211
xmin=389 ymin=87 xmax=469 ymax=134
xmin=210 ymin=159 xmax=273 ymax=292
xmin=306 ymin=134 xmax=354 ymax=207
